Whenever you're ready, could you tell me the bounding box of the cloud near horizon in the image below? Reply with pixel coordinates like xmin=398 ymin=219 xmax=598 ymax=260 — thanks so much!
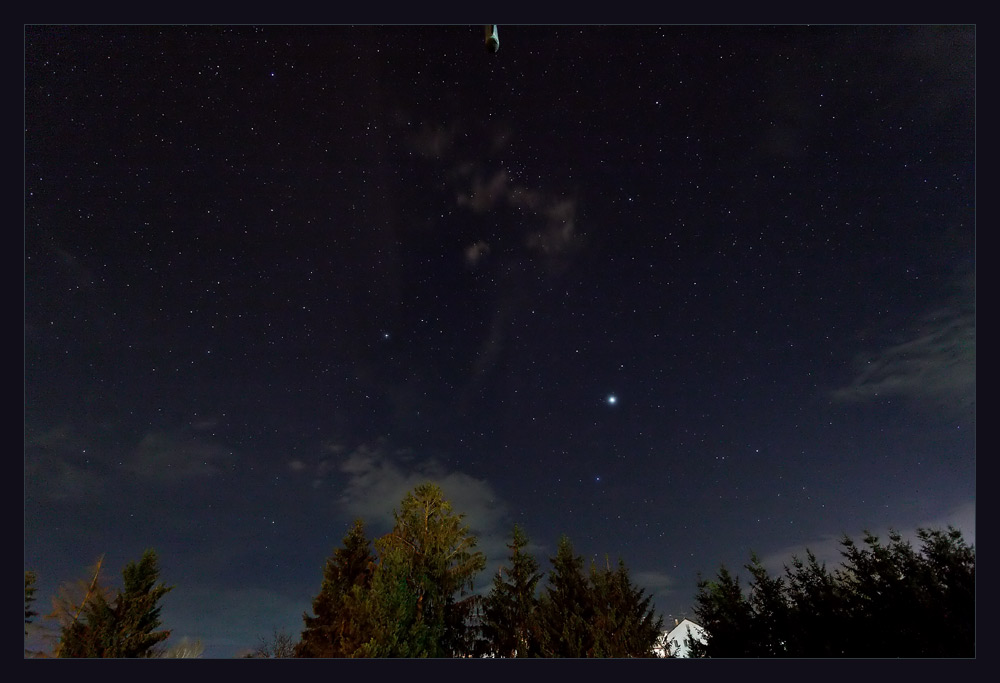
xmin=757 ymin=499 xmax=976 ymax=577
xmin=290 ymin=440 xmax=511 ymax=565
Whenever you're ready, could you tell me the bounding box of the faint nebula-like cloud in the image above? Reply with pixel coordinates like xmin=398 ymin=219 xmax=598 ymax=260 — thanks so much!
xmin=410 ymin=123 xmax=457 ymax=159
xmin=409 ymin=120 xmax=585 ymax=267
xmin=403 ymin=116 xmax=587 ymax=402
xmin=456 ymin=167 xmax=584 ymax=263
xmin=457 ymin=169 xmax=509 ymax=212
xmin=464 ymin=240 xmax=491 ymax=267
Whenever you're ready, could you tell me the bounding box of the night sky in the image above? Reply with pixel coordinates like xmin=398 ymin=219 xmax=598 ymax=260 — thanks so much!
xmin=24 ymin=25 xmax=976 ymax=658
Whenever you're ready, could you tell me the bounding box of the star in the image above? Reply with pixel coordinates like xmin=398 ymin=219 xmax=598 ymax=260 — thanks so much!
xmin=606 ymin=394 xmax=617 ymax=405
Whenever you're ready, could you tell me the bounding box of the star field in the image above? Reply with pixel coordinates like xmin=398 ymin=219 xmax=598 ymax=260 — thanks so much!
xmin=24 ymin=25 xmax=975 ymax=658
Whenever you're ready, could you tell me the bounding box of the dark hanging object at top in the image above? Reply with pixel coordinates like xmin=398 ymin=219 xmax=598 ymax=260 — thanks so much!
xmin=485 ymin=25 xmax=499 ymax=53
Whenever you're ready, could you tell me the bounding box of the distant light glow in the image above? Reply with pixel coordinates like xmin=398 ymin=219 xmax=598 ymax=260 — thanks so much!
xmin=606 ymin=394 xmax=617 ymax=405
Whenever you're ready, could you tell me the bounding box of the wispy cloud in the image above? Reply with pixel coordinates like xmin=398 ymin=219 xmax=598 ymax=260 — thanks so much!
xmin=24 ymin=452 xmax=105 ymax=503
xmin=457 ymin=168 xmax=510 ymax=212
xmin=24 ymin=423 xmax=104 ymax=502
xmin=25 ymin=423 xmax=238 ymax=502
xmin=633 ymin=569 xmax=678 ymax=606
xmin=456 ymin=166 xmax=584 ymax=265
xmin=833 ymin=276 xmax=975 ymax=417
xmin=410 ymin=121 xmax=585 ymax=268
xmin=402 ymin=119 xmax=587 ymax=397
xmin=25 ymin=422 xmax=79 ymax=450
xmin=127 ymin=432 xmax=236 ymax=482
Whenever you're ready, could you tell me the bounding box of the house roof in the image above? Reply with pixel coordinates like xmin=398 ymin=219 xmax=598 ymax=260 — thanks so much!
xmin=655 ymin=618 xmax=708 ymax=658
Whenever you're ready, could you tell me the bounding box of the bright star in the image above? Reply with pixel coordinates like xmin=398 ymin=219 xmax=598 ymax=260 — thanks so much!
xmin=606 ymin=394 xmax=617 ymax=405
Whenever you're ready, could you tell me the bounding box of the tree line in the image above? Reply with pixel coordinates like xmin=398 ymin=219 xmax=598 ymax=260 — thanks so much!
xmin=293 ymin=484 xmax=663 ymax=658
xmin=24 ymin=482 xmax=975 ymax=657
xmin=689 ymin=527 xmax=975 ymax=657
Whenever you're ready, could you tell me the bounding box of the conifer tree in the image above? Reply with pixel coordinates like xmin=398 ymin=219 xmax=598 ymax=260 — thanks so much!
xmin=57 ymin=550 xmax=172 ymax=658
xmin=297 ymin=519 xmax=375 ymax=657
xmin=114 ymin=549 xmax=173 ymax=657
xmin=913 ymin=527 xmax=975 ymax=656
xmin=691 ymin=565 xmax=754 ymax=657
xmin=59 ymin=591 xmax=118 ymax=657
xmin=588 ymin=557 xmax=664 ymax=657
xmin=47 ymin=555 xmax=112 ymax=658
xmin=834 ymin=527 xmax=975 ymax=657
xmin=25 ymin=570 xmax=43 ymax=657
xmin=372 ymin=482 xmax=486 ymax=657
xmin=782 ymin=549 xmax=844 ymax=656
xmin=482 ymin=524 xmax=543 ymax=657
xmin=25 ymin=571 xmax=38 ymax=636
xmin=535 ymin=536 xmax=593 ymax=657
xmin=304 ymin=483 xmax=487 ymax=657
xmin=355 ymin=544 xmax=432 ymax=657
xmin=745 ymin=553 xmax=790 ymax=656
